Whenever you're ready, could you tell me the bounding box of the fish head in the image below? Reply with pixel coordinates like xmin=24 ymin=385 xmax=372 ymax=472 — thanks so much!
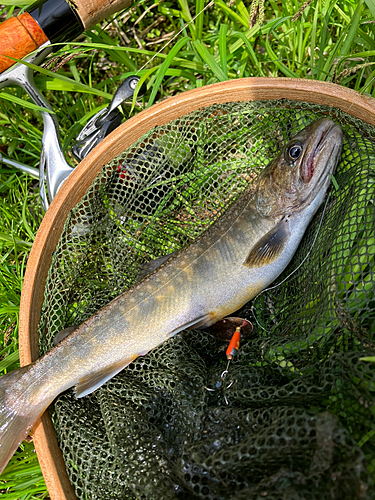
xmin=256 ymin=118 xmax=343 ymax=218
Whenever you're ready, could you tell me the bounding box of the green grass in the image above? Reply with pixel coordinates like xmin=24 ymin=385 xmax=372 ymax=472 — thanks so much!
xmin=0 ymin=0 xmax=375 ymax=497
xmin=0 ymin=442 xmax=47 ymax=500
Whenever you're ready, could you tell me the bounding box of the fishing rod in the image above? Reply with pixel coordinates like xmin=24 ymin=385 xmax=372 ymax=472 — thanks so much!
xmin=0 ymin=0 xmax=132 ymax=73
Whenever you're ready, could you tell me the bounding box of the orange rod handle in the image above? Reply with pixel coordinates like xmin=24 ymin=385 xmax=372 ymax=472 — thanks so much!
xmin=0 ymin=13 xmax=48 ymax=73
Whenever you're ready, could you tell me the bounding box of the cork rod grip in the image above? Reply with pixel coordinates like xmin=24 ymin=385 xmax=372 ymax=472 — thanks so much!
xmin=0 ymin=13 xmax=48 ymax=73
xmin=74 ymin=0 xmax=133 ymax=29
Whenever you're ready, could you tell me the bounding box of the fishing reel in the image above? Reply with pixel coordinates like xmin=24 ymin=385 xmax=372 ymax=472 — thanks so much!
xmin=0 ymin=43 xmax=141 ymax=210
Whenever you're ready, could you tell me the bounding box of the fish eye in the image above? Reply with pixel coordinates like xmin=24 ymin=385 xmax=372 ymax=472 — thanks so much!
xmin=286 ymin=142 xmax=302 ymax=162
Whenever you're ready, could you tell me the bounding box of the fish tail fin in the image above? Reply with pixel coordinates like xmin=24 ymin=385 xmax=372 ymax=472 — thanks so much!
xmin=0 ymin=365 xmax=48 ymax=474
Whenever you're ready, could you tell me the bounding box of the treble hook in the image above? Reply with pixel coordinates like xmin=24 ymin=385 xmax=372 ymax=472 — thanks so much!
xmin=220 ymin=326 xmax=241 ymax=403
xmin=205 ymin=364 xmax=235 ymax=405
xmin=206 ymin=320 xmax=251 ymax=404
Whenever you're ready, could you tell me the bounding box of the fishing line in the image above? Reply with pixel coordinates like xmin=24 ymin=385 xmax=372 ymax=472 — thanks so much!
xmin=251 ymin=193 xmax=331 ymax=332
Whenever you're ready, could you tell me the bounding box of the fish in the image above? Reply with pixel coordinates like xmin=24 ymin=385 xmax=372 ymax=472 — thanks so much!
xmin=0 ymin=118 xmax=343 ymax=474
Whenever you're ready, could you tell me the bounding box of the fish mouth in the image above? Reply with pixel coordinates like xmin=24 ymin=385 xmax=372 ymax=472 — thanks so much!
xmin=301 ymin=120 xmax=342 ymax=184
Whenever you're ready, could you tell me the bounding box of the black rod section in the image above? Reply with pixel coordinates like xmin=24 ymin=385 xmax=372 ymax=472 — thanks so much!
xmin=28 ymin=0 xmax=83 ymax=44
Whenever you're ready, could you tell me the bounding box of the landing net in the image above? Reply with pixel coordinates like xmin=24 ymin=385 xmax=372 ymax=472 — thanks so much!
xmin=39 ymin=99 xmax=375 ymax=500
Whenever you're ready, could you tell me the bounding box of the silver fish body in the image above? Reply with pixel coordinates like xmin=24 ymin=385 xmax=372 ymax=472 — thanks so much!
xmin=0 ymin=118 xmax=343 ymax=474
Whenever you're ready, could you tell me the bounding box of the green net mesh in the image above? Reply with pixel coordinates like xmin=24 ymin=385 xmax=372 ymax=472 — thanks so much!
xmin=38 ymin=99 xmax=375 ymax=500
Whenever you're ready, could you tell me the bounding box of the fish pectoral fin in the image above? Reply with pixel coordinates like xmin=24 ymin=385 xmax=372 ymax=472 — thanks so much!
xmin=244 ymin=219 xmax=290 ymax=268
xmin=75 ymin=355 xmax=137 ymax=398
xmin=137 ymin=251 xmax=177 ymax=282
xmin=53 ymin=326 xmax=78 ymax=346
xmin=166 ymin=314 xmax=214 ymax=339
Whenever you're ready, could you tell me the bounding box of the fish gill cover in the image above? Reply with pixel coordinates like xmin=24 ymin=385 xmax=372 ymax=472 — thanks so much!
xmin=38 ymin=100 xmax=374 ymax=500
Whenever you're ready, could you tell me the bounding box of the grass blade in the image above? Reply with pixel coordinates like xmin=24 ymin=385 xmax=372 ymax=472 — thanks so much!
xmin=195 ymin=0 xmax=205 ymax=40
xmin=265 ymin=35 xmax=297 ymax=78
xmin=0 ymin=350 xmax=19 ymax=372
xmin=232 ymin=31 xmax=265 ymax=76
xmin=363 ymin=0 xmax=375 ymax=18
xmin=0 ymin=233 xmax=33 ymax=249
xmin=0 ymin=92 xmax=54 ymax=114
xmin=235 ymin=0 xmax=250 ymax=24
xmin=193 ymin=39 xmax=228 ymax=81
xmin=317 ymin=2 xmax=337 ymax=80
xmin=340 ymin=0 xmax=363 ymax=56
xmin=218 ymin=24 xmax=228 ymax=78
xmin=215 ymin=0 xmax=249 ymax=28
xmin=147 ymin=36 xmax=191 ymax=107
xmin=334 ymin=3 xmax=375 ymax=49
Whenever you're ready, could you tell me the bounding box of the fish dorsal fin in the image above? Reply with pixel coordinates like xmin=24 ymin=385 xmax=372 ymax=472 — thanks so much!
xmin=75 ymin=355 xmax=137 ymax=398
xmin=53 ymin=326 xmax=78 ymax=346
xmin=244 ymin=218 xmax=290 ymax=268
xmin=136 ymin=251 xmax=177 ymax=282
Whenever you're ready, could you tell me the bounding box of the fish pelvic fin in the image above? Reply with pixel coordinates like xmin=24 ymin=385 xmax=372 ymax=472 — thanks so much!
xmin=244 ymin=218 xmax=290 ymax=268
xmin=0 ymin=366 xmax=50 ymax=475
xmin=75 ymin=355 xmax=138 ymax=398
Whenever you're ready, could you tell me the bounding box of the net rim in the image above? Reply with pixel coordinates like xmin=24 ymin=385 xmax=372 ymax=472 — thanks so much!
xmin=18 ymin=77 xmax=375 ymax=500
